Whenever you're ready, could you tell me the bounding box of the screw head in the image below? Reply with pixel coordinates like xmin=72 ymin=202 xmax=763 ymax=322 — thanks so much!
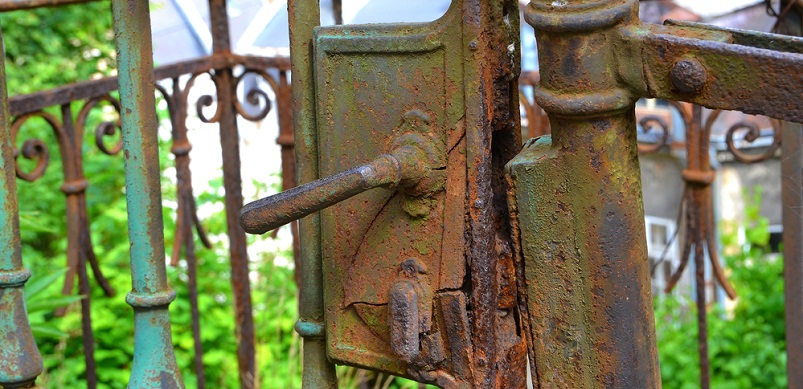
xmin=670 ymin=58 xmax=707 ymax=94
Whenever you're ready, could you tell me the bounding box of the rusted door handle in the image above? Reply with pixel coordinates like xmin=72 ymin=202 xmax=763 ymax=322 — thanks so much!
xmin=240 ymin=123 xmax=444 ymax=234
xmin=240 ymin=153 xmax=403 ymax=234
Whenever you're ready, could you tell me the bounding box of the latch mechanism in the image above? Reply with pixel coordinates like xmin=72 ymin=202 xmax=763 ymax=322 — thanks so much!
xmin=240 ymin=110 xmax=445 ymax=234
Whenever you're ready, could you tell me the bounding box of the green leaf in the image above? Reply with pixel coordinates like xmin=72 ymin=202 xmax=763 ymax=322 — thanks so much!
xmin=26 ymin=295 xmax=84 ymax=313
xmin=25 ymin=267 xmax=68 ymax=298
xmin=19 ymin=211 xmax=60 ymax=233
xmin=31 ymin=324 xmax=69 ymax=339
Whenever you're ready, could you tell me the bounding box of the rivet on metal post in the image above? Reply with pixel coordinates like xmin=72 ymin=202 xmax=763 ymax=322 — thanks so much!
xmin=670 ymin=58 xmax=708 ymax=94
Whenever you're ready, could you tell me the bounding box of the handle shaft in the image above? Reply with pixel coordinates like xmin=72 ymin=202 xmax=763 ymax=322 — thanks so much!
xmin=240 ymin=155 xmax=401 ymax=234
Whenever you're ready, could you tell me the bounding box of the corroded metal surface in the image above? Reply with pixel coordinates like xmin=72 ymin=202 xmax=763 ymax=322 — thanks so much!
xmin=110 ymin=0 xmax=183 ymax=386
xmin=287 ymin=0 xmax=338 ymax=387
xmin=245 ymin=1 xmax=528 ymax=387
xmin=312 ymin=0 xmax=525 ymax=384
xmin=517 ymin=1 xmax=661 ymax=386
xmin=638 ymin=20 xmax=803 ymax=122
xmin=1 ymin=0 xmax=802 ymax=388
xmin=207 ymin=0 xmax=256 ymax=385
xmin=0 ymin=26 xmax=44 ymax=389
xmin=241 ymin=110 xmax=446 ymax=234
xmin=779 ymin=4 xmax=802 ymax=387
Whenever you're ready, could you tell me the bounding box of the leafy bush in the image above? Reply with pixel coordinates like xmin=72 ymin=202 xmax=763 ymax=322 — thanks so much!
xmin=655 ymin=188 xmax=786 ymax=388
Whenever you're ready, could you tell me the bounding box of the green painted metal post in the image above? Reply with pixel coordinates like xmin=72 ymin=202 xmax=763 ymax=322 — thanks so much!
xmin=511 ymin=1 xmax=661 ymax=387
xmin=0 ymin=27 xmax=44 ymax=389
xmin=287 ymin=0 xmax=338 ymax=387
xmin=110 ymin=1 xmax=184 ymax=387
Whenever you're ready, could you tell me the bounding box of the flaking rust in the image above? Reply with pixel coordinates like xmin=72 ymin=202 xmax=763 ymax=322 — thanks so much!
xmin=241 ymin=0 xmax=528 ymax=387
xmin=514 ymin=0 xmax=803 ymax=387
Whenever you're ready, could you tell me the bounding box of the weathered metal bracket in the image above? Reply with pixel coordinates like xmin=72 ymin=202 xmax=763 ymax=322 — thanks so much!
xmin=513 ymin=0 xmax=802 ymax=388
xmin=636 ymin=20 xmax=803 ymax=122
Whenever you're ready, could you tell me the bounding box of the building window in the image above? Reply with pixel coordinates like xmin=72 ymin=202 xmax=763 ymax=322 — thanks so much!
xmin=645 ymin=216 xmax=681 ymax=296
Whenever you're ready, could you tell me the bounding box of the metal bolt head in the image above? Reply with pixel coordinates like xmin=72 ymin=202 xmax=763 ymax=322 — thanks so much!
xmin=670 ymin=58 xmax=707 ymax=94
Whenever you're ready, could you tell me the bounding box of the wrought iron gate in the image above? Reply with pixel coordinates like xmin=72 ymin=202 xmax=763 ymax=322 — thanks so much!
xmin=0 ymin=0 xmax=801 ymax=388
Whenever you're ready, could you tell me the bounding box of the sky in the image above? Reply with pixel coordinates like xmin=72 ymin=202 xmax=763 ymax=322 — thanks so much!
xmin=673 ymin=0 xmax=765 ymax=18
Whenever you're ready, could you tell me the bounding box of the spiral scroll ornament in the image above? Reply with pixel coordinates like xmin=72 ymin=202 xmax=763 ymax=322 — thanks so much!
xmin=77 ymin=95 xmax=124 ymax=156
xmin=637 ymin=115 xmax=670 ymax=154
xmin=10 ymin=111 xmax=63 ymax=182
xmin=181 ymin=71 xmax=224 ymax=124
xmin=233 ymin=69 xmax=275 ymax=122
xmin=724 ymin=118 xmax=782 ymax=164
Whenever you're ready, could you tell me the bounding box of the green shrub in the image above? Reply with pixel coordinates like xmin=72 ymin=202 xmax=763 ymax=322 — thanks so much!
xmin=655 ymin=188 xmax=786 ymax=388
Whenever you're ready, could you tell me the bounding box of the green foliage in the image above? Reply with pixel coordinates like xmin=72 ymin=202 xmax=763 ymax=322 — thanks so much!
xmin=2 ymin=6 xmax=432 ymax=388
xmin=655 ymin=187 xmax=786 ymax=388
xmin=1 ymin=2 xmax=116 ymax=95
xmin=24 ymin=267 xmax=82 ymax=339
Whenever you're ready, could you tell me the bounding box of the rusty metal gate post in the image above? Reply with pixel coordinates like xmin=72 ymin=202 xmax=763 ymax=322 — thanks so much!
xmin=241 ymin=0 xmax=802 ymax=387
xmin=206 ymin=0 xmax=258 ymax=386
xmin=0 ymin=26 xmax=44 ymax=389
xmin=110 ymin=0 xmax=184 ymax=386
xmin=509 ymin=1 xmax=661 ymax=386
xmin=780 ymin=4 xmax=803 ymax=387
xmin=286 ymin=1 xmax=338 ymax=387
xmin=512 ymin=0 xmax=803 ymax=387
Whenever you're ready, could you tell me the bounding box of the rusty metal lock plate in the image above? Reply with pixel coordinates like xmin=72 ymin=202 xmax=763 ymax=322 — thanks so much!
xmin=313 ymin=3 xmax=470 ymax=378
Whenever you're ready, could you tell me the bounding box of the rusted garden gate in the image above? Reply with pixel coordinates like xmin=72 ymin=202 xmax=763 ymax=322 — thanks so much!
xmin=1 ymin=0 xmax=802 ymax=388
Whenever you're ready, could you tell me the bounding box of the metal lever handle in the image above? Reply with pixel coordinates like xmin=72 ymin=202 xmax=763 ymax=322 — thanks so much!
xmin=241 ymin=110 xmax=445 ymax=235
xmin=240 ymin=154 xmax=402 ymax=234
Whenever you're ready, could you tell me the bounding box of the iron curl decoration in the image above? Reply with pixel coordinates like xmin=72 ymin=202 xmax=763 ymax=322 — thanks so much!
xmin=184 ymin=71 xmax=224 ymax=124
xmin=77 ymin=94 xmax=124 ymax=156
xmin=233 ymin=68 xmax=275 ymax=122
xmin=721 ymin=113 xmax=782 ymax=164
xmin=636 ymin=100 xmax=689 ymax=155
xmin=637 ymin=115 xmax=670 ymax=154
xmin=10 ymin=111 xmax=63 ymax=182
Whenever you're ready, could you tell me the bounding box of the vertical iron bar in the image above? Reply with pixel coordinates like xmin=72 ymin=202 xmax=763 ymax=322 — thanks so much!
xmin=59 ymin=102 xmax=99 ymax=389
xmin=274 ymin=71 xmax=301 ymax=286
xmin=167 ymin=77 xmax=206 ymax=389
xmin=694 ymin=238 xmax=710 ymax=389
xmin=332 ymin=0 xmax=342 ymax=25
xmin=783 ymin=120 xmax=803 ymax=389
xmin=207 ymin=0 xmax=256 ymax=386
xmin=77 ymin=233 xmax=98 ymax=389
xmin=184 ymin=212 xmax=205 ymax=389
xmin=0 ymin=25 xmax=44 ymax=389
xmin=780 ymin=4 xmax=802 ymax=387
xmin=690 ymin=105 xmax=711 ymax=389
xmin=110 ymin=0 xmax=184 ymax=387
xmin=287 ymin=0 xmax=337 ymax=387
xmin=518 ymin=1 xmax=661 ymax=386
